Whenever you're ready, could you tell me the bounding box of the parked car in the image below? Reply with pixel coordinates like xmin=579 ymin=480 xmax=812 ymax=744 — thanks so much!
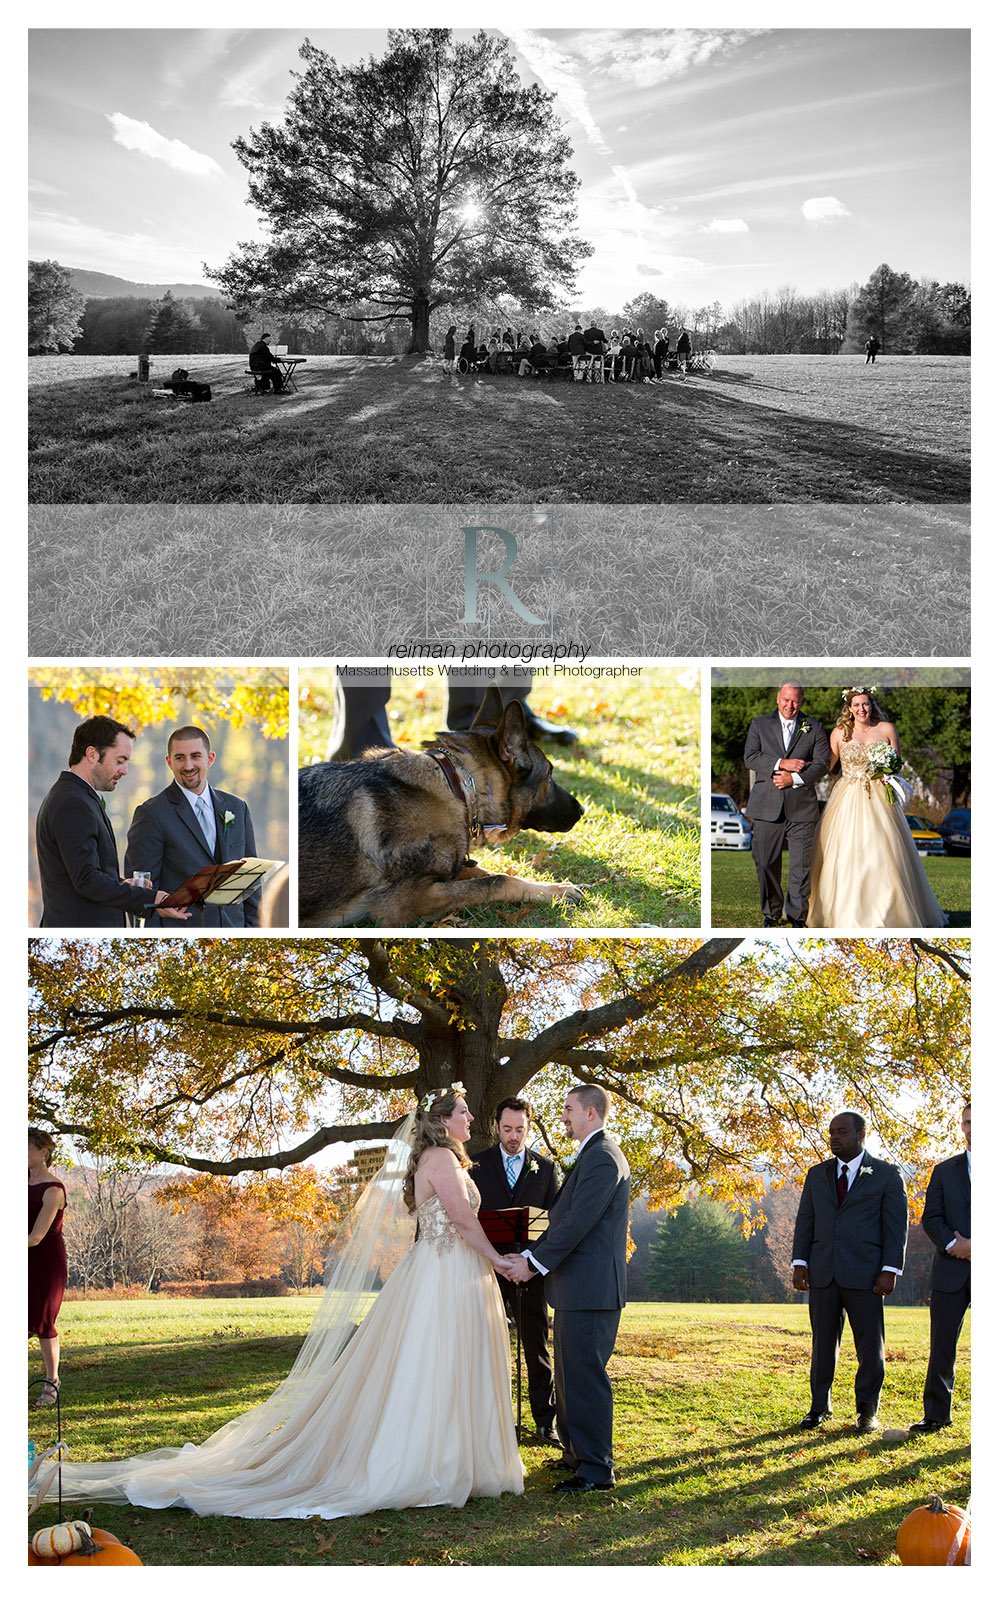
xmin=936 ymin=807 xmax=971 ymax=855
xmin=711 ymin=792 xmax=752 ymax=850
xmin=905 ymin=815 xmax=946 ymax=856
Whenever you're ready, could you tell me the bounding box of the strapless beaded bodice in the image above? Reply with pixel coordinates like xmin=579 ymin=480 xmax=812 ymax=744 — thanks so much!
xmin=839 ymin=740 xmax=875 ymax=783
xmin=414 ymin=1180 xmax=480 ymax=1254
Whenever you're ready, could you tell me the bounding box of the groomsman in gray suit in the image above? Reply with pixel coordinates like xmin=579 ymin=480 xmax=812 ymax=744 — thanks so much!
xmin=126 ymin=726 xmax=260 ymax=927
xmin=508 ymin=1085 xmax=630 ymax=1492
xmin=744 ymin=680 xmax=830 ymax=926
xmin=910 ymin=1102 xmax=971 ymax=1433
xmin=792 ymin=1111 xmax=908 ymax=1432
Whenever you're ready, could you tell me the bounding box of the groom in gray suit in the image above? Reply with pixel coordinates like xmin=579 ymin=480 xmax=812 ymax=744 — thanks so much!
xmin=744 ymin=680 xmax=830 ymax=926
xmin=792 ymin=1111 xmax=908 ymax=1432
xmin=910 ymin=1101 xmax=971 ymax=1433
xmin=508 ymin=1085 xmax=630 ymax=1493
xmin=125 ymin=726 xmax=260 ymax=927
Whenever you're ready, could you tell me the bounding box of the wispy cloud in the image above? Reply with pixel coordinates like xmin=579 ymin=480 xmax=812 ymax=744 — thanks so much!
xmin=215 ymin=40 xmax=297 ymax=116
xmin=28 ymin=208 xmax=216 ymax=281
xmin=573 ymin=29 xmax=768 ymax=89
xmin=703 ymin=218 xmax=750 ymax=234
xmin=28 ymin=178 xmax=65 ymax=198
xmin=802 ymin=196 xmax=850 ymax=223
xmin=106 ymin=113 xmax=223 ymax=177
xmin=509 ymin=29 xmax=610 ymax=154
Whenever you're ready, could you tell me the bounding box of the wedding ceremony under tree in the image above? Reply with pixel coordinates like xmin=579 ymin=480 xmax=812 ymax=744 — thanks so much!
xmin=29 ymin=936 xmax=970 ymax=1566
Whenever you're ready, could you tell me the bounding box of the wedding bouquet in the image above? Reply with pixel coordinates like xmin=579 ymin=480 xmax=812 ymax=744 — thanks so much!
xmin=866 ymin=741 xmax=906 ymax=805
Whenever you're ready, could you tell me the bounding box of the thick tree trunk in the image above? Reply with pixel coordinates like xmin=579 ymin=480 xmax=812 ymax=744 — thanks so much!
xmin=407 ymin=296 xmax=432 ymax=354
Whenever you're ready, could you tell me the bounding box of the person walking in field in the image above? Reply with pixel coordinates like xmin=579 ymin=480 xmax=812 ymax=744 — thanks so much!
xmin=865 ymin=336 xmax=881 ymax=364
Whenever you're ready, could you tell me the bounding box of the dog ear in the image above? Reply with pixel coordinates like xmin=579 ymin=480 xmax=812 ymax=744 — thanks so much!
xmin=496 ymin=699 xmax=534 ymax=772
xmin=470 ymin=687 xmax=506 ymax=731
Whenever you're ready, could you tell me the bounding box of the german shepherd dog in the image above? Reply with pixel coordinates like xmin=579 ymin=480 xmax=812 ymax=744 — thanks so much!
xmin=299 ymin=688 xmax=584 ymax=926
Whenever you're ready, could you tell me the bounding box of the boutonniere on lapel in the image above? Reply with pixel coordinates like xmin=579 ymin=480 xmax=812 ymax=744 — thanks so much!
xmin=525 ymin=1155 xmax=539 ymax=1177
xmin=799 ymin=721 xmax=812 ymax=735
xmin=563 ymin=1151 xmax=579 ymax=1173
xmin=222 ymin=810 xmax=236 ymax=831
xmin=859 ymin=1165 xmax=874 ymax=1178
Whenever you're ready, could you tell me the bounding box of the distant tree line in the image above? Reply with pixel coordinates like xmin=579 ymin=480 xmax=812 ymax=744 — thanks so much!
xmin=30 ymin=258 xmax=971 ymax=358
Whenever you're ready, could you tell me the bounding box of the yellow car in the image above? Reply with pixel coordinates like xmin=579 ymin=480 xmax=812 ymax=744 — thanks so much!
xmin=905 ymin=815 xmax=946 ymax=856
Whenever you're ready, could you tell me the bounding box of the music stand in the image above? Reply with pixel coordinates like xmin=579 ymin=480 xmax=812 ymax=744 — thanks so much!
xmin=480 ymin=1206 xmax=550 ymax=1442
xmin=152 ymin=858 xmax=284 ymax=926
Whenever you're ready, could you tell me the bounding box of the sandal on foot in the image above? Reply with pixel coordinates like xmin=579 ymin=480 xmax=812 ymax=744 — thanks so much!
xmin=35 ymin=1379 xmax=60 ymax=1407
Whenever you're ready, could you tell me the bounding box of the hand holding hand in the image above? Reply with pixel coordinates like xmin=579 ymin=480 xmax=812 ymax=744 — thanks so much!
xmin=506 ymin=1254 xmax=534 ymax=1285
xmin=951 ymin=1232 xmax=971 ymax=1261
xmin=792 ymin=1265 xmax=810 ymax=1292
xmin=493 ymin=1256 xmax=516 ymax=1279
xmin=873 ymin=1271 xmax=897 ymax=1297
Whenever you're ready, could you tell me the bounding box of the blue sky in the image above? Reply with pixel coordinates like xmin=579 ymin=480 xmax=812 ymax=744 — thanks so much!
xmin=29 ymin=28 xmax=969 ymax=309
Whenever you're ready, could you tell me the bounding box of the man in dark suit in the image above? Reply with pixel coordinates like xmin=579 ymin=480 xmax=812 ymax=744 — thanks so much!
xmin=126 ymin=726 xmax=260 ymax=927
xmin=910 ymin=1102 xmax=971 ymax=1434
xmin=744 ymin=680 xmax=831 ymax=926
xmin=36 ymin=716 xmax=190 ymax=928
xmin=792 ymin=1111 xmax=908 ymax=1432
xmin=248 ymin=333 xmax=285 ymax=393
xmin=508 ymin=1085 xmax=630 ymax=1493
xmin=471 ymin=1097 xmax=560 ymax=1441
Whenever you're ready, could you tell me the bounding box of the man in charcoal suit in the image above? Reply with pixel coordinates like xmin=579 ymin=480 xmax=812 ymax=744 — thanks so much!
xmin=792 ymin=1111 xmax=908 ymax=1432
xmin=125 ymin=726 xmax=260 ymax=927
xmin=508 ymin=1085 xmax=630 ymax=1492
xmin=35 ymin=716 xmax=189 ymax=928
xmin=910 ymin=1102 xmax=971 ymax=1434
xmin=744 ymin=680 xmax=831 ymax=926
xmin=330 ymin=673 xmax=578 ymax=759
xmin=471 ymin=1097 xmax=560 ymax=1441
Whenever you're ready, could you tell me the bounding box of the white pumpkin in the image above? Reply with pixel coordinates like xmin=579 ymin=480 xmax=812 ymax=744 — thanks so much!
xmin=31 ymin=1520 xmax=90 ymax=1559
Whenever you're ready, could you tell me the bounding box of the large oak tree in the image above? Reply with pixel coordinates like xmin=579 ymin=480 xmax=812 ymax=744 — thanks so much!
xmin=29 ymin=938 xmax=968 ymax=1213
xmin=208 ymin=30 xmax=592 ymax=352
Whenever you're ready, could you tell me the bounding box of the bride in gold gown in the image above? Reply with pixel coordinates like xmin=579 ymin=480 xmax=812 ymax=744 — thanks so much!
xmin=806 ymin=690 xmax=946 ymax=929
xmin=50 ymin=1088 xmax=525 ymax=1519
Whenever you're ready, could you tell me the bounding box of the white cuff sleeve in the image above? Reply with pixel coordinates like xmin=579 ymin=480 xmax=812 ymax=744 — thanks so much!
xmin=945 ymin=1237 xmax=957 ymax=1252
xmin=881 ymin=1266 xmax=903 ymax=1275
xmin=791 ymin=773 xmax=804 ymax=787
xmin=792 ymin=1258 xmax=808 ymax=1268
xmin=523 ymin=1249 xmax=548 ymax=1276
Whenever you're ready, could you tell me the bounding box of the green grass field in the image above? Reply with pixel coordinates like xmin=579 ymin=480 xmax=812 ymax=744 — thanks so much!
xmin=28 ymin=1299 xmax=970 ymax=1567
xmin=299 ymin=667 xmax=700 ymax=927
xmin=28 ymin=353 xmax=970 ymax=505
xmin=711 ymin=850 xmax=971 ymax=928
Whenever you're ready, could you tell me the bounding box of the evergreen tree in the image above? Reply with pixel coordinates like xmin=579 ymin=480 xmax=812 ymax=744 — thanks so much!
xmin=144 ymin=292 xmax=207 ymax=354
xmin=647 ymin=1199 xmax=754 ymax=1302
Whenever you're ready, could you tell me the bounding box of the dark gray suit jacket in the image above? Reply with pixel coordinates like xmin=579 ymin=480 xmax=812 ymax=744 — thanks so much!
xmin=922 ymin=1151 xmax=971 ymax=1292
xmin=36 ymin=770 xmax=152 ymax=928
xmin=125 ymin=783 xmax=260 ymax=927
xmin=744 ymin=711 xmax=830 ymax=824
xmin=792 ymin=1152 xmax=908 ymax=1290
xmin=530 ymin=1131 xmax=630 ymax=1311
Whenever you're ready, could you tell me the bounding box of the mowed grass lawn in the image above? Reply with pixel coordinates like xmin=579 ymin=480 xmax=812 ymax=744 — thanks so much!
xmin=711 ymin=848 xmax=971 ymax=928
xmin=28 ymin=353 xmax=970 ymax=504
xmin=298 ymin=668 xmax=700 ymax=927
xmin=28 ymin=1299 xmax=970 ymax=1567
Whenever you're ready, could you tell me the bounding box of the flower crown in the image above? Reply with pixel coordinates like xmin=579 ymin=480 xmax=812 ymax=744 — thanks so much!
xmin=842 ymin=684 xmax=879 ymax=702
xmin=419 ymin=1082 xmax=466 ymax=1114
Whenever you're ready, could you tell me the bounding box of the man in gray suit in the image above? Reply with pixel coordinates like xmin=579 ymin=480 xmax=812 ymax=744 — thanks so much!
xmin=744 ymin=680 xmax=830 ymax=926
xmin=792 ymin=1111 xmax=908 ymax=1432
xmin=125 ymin=726 xmax=261 ymax=927
xmin=910 ymin=1101 xmax=971 ymax=1434
xmin=508 ymin=1085 xmax=630 ymax=1493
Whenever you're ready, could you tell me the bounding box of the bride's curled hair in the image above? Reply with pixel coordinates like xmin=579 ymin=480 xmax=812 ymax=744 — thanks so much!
xmin=837 ymin=688 xmax=889 ymax=742
xmin=403 ymin=1087 xmax=471 ymax=1213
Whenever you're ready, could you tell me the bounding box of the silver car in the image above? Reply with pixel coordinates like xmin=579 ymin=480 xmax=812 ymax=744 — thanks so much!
xmin=711 ymin=792 xmax=752 ymax=850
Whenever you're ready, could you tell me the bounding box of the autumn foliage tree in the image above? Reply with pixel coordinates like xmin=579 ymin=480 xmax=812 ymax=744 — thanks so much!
xmin=29 ymin=938 xmax=969 ymax=1220
xmin=208 ymin=30 xmax=592 ymax=352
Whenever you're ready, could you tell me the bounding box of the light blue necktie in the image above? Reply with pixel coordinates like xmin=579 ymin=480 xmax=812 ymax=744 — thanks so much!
xmin=195 ymin=793 xmax=214 ymax=849
xmin=505 ymin=1155 xmax=518 ymax=1189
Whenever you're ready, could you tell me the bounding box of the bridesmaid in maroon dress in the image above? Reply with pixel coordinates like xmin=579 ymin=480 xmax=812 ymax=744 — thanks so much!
xmin=29 ymin=1128 xmax=67 ymax=1407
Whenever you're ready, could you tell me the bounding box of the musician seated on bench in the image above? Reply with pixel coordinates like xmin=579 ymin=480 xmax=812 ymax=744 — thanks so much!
xmin=248 ymin=333 xmax=286 ymax=393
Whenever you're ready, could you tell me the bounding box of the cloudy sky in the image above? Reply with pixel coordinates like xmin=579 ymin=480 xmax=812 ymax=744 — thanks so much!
xmin=29 ymin=28 xmax=969 ymax=309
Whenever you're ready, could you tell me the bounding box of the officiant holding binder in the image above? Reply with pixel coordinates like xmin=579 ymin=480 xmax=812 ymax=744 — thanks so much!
xmin=125 ymin=726 xmax=261 ymax=927
xmin=471 ymin=1098 xmax=560 ymax=1441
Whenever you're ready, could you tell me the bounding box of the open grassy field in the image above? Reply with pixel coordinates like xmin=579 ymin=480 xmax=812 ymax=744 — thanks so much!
xmin=28 ymin=1298 xmax=970 ymax=1567
xmin=298 ymin=667 xmax=700 ymax=928
xmin=711 ymin=849 xmax=971 ymax=928
xmin=28 ymin=353 xmax=970 ymax=504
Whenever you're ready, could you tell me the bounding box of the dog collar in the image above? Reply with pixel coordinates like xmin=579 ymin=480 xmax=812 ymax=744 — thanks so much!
xmin=425 ymin=748 xmax=482 ymax=848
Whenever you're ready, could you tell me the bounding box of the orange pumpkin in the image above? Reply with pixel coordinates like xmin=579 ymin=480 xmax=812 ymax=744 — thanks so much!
xmin=897 ymin=1495 xmax=971 ymax=1566
xmin=29 ymin=1527 xmax=136 ymax=1567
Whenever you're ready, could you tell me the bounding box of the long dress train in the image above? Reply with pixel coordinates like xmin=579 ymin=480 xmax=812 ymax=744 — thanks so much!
xmin=54 ymin=1182 xmax=524 ymax=1519
xmin=806 ymin=740 xmax=946 ymax=928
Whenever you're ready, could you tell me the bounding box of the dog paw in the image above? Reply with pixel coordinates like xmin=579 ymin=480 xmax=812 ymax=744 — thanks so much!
xmin=553 ymin=881 xmax=585 ymax=903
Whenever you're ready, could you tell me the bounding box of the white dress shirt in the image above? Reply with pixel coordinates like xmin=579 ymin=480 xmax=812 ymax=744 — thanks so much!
xmin=793 ymin=1149 xmax=902 ymax=1275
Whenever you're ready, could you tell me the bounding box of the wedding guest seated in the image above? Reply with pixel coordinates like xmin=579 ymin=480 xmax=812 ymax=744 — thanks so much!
xmin=584 ymin=320 xmax=608 ymax=382
xmin=607 ymin=330 xmax=623 ymax=381
xmin=568 ymin=323 xmax=588 ymax=380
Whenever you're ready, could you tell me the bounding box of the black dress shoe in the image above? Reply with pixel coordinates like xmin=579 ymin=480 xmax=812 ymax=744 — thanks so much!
xmin=799 ymin=1410 xmax=833 ymax=1428
xmin=786 ymin=917 xmax=805 ymax=928
xmin=856 ymin=1413 xmax=880 ymax=1434
xmin=909 ymin=1419 xmax=951 ymax=1434
xmin=524 ymin=714 xmax=579 ymax=746
xmin=535 ymin=1426 xmax=561 ymax=1443
xmin=763 ymin=917 xmax=780 ymax=928
xmin=552 ymin=1476 xmax=613 ymax=1494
